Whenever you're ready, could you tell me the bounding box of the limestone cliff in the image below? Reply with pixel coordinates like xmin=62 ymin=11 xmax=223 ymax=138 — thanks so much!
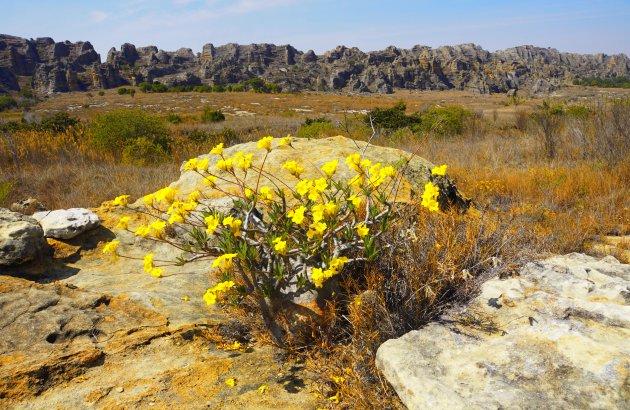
xmin=1 ymin=33 xmax=629 ymax=95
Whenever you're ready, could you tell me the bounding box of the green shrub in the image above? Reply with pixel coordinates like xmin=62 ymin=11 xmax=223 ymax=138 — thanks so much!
xmin=297 ymin=121 xmax=338 ymax=139
xmin=0 ymin=95 xmax=18 ymax=112
xmin=365 ymin=102 xmax=420 ymax=130
xmin=118 ymin=88 xmax=129 ymax=95
xmin=121 ymin=136 xmax=169 ymax=165
xmin=98 ymin=91 xmax=105 ymax=96
xmin=0 ymin=182 xmax=12 ymax=207
xmin=186 ymin=129 xmax=209 ymax=143
xmin=18 ymin=89 xmax=34 ymax=98
xmin=40 ymin=112 xmax=80 ymax=133
xmin=212 ymin=85 xmax=226 ymax=93
xmin=90 ymin=109 xmax=170 ymax=155
xmin=303 ymin=117 xmax=331 ymax=126
xmin=201 ymin=108 xmax=225 ymax=123
xmin=418 ymin=105 xmax=471 ymax=136
xmin=166 ymin=113 xmax=183 ymax=124
xmin=573 ymin=77 xmax=630 ymax=89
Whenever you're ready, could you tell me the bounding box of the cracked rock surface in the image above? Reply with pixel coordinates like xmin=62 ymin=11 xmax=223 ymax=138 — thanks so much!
xmin=376 ymin=253 xmax=630 ymax=410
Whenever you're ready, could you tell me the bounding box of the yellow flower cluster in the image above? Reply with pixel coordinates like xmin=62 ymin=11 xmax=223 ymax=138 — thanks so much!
xmin=155 ymin=187 xmax=179 ymax=204
xmin=143 ymin=253 xmax=163 ymax=277
xmin=272 ymin=237 xmax=287 ymax=255
xmin=102 ymin=240 xmax=119 ymax=255
xmin=431 ymin=164 xmax=447 ymax=176
xmin=288 ymin=205 xmax=306 ymax=224
xmin=295 ymin=178 xmax=328 ymax=201
xmin=257 ymin=136 xmax=273 ymax=151
xmin=203 ymin=280 xmax=236 ymax=305
xmin=321 ymin=159 xmax=338 ymax=179
xmin=212 ymin=253 xmax=238 ymax=271
xmin=184 ymin=157 xmax=210 ymax=172
xmin=112 ymin=194 xmax=130 ymax=207
xmin=205 ymin=214 xmax=220 ymax=235
xmin=421 ymin=181 xmax=440 ymax=212
xmin=355 ymin=223 xmax=369 ymax=238
xmin=311 ymin=256 xmax=349 ymax=288
xmin=210 ymin=143 xmax=224 ymax=156
xmin=116 ymin=216 xmax=130 ymax=230
xmin=222 ymin=215 xmax=242 ymax=237
xmin=279 ymin=134 xmax=292 ymax=146
xmin=282 ymin=160 xmax=305 ymax=178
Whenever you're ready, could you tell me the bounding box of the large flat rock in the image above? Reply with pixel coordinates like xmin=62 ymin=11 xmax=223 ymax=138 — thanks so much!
xmin=376 ymin=253 xmax=630 ymax=409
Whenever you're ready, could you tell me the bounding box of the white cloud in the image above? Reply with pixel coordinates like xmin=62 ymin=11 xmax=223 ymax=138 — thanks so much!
xmin=225 ymin=0 xmax=297 ymax=14
xmin=90 ymin=11 xmax=110 ymax=23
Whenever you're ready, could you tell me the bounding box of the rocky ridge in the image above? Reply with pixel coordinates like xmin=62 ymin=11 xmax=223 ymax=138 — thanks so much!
xmin=1 ymin=33 xmax=629 ymax=95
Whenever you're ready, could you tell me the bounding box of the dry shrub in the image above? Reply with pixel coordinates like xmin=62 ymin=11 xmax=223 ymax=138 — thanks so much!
xmin=306 ymin=206 xmax=526 ymax=408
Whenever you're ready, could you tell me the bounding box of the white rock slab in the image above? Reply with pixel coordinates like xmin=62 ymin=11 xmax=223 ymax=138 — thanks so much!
xmin=376 ymin=253 xmax=630 ymax=410
xmin=32 ymin=208 xmax=100 ymax=239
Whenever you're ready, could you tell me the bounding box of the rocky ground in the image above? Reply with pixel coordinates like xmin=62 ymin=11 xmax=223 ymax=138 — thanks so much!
xmin=1 ymin=136 xmax=628 ymax=409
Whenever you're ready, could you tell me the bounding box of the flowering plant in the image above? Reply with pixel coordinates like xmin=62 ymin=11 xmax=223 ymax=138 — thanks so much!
xmin=106 ymin=135 xmax=445 ymax=345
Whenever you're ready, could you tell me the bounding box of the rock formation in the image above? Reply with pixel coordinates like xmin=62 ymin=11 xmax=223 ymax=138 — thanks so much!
xmin=376 ymin=253 xmax=630 ymax=409
xmin=0 ymin=208 xmax=46 ymax=266
xmin=32 ymin=208 xmax=100 ymax=240
xmin=1 ymin=33 xmax=629 ymax=95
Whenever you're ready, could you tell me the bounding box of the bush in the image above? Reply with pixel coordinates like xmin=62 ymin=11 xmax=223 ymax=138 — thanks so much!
xmin=39 ymin=112 xmax=80 ymax=133
xmin=364 ymin=102 xmax=420 ymax=130
xmin=0 ymin=95 xmax=18 ymax=112
xmin=98 ymin=91 xmax=105 ymax=96
xmin=18 ymin=89 xmax=34 ymax=98
xmin=117 ymin=87 xmax=136 ymax=96
xmin=186 ymin=129 xmax=209 ymax=143
xmin=201 ymin=108 xmax=225 ymax=123
xmin=303 ymin=117 xmax=331 ymax=126
xmin=531 ymin=101 xmax=565 ymax=160
xmin=90 ymin=109 xmax=171 ymax=156
xmin=121 ymin=136 xmax=169 ymax=165
xmin=297 ymin=121 xmax=338 ymax=139
xmin=166 ymin=113 xmax=182 ymax=124
xmin=418 ymin=105 xmax=471 ymax=136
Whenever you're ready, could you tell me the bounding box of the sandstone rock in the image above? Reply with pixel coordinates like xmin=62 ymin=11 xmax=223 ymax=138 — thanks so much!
xmin=167 ymin=135 xmax=468 ymax=209
xmin=376 ymin=253 xmax=630 ymax=409
xmin=32 ymin=208 xmax=100 ymax=240
xmin=0 ymin=208 xmax=45 ymax=266
xmin=10 ymin=198 xmax=47 ymax=215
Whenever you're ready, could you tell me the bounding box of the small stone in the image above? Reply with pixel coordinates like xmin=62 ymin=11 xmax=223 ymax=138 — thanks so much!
xmin=32 ymin=208 xmax=100 ymax=240
xmin=115 ymin=387 xmax=124 ymax=393
xmin=0 ymin=208 xmax=46 ymax=266
xmin=10 ymin=198 xmax=47 ymax=215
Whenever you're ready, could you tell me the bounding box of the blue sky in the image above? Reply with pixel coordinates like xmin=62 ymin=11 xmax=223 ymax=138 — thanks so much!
xmin=2 ymin=0 xmax=629 ymax=58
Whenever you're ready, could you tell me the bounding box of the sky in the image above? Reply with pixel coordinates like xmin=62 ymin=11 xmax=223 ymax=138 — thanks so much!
xmin=1 ymin=0 xmax=629 ymax=59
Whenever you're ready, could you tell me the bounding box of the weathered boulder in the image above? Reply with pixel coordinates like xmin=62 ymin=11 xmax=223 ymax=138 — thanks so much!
xmin=10 ymin=198 xmax=47 ymax=215
xmin=32 ymin=208 xmax=100 ymax=239
xmin=0 ymin=208 xmax=45 ymax=266
xmin=167 ymin=135 xmax=469 ymax=208
xmin=376 ymin=253 xmax=630 ymax=409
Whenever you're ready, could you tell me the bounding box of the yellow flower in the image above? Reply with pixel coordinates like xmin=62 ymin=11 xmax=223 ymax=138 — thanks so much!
xmin=134 ymin=225 xmax=151 ymax=237
xmin=183 ymin=157 xmax=198 ymax=171
xmin=216 ymin=157 xmax=233 ymax=172
xmin=380 ymin=166 xmax=396 ymax=178
xmin=222 ymin=216 xmax=242 ymax=237
xmin=143 ymin=253 xmax=154 ymax=272
xmin=288 ymin=206 xmax=306 ymax=224
xmin=329 ymin=256 xmax=349 ymax=272
xmin=116 ymin=216 xmax=130 ymax=230
xmin=345 ymin=153 xmax=362 ymax=172
xmin=282 ymin=160 xmax=305 ymax=178
xmin=214 ymin=280 xmax=235 ymax=292
xmin=421 ymin=181 xmax=440 ymax=212
xmin=155 ymin=187 xmax=178 ymax=204
xmin=225 ymin=379 xmax=236 ymax=387
xmin=212 ymin=253 xmax=238 ymax=271
xmin=348 ymin=194 xmax=362 ymax=208
xmin=197 ymin=157 xmax=210 ymax=171
xmin=273 ymin=237 xmax=287 ymax=255
xmin=142 ymin=194 xmax=154 ymax=207
xmin=348 ymin=175 xmax=364 ymax=188
xmin=203 ymin=174 xmax=217 ymax=187
xmin=321 ymin=159 xmax=338 ymax=179
xmin=236 ymin=153 xmax=253 ymax=171
xmin=150 ymin=220 xmax=167 ymax=237
xmin=257 ymin=136 xmax=273 ymax=151
xmin=150 ymin=268 xmax=163 ymax=278
xmin=210 ymin=143 xmax=224 ymax=156
xmin=168 ymin=212 xmax=185 ymax=224
xmin=188 ymin=190 xmax=201 ymax=203
xmin=313 ymin=178 xmax=328 ymax=193
xmin=311 ymin=204 xmax=325 ymax=223
xmin=203 ymin=290 xmax=217 ymax=305
xmin=355 ymin=223 xmax=369 ymax=238
xmin=258 ymin=385 xmax=268 ymax=394
xmin=295 ymin=179 xmax=311 ymax=196
xmin=431 ymin=164 xmax=447 ymax=176
xmin=181 ymin=296 xmax=190 ymax=301
xmin=112 ymin=194 xmax=130 ymax=207
xmin=360 ymin=158 xmax=372 ymax=169
xmin=259 ymin=186 xmax=273 ymax=201
xmin=324 ymin=201 xmax=338 ymax=216
xmin=245 ymin=188 xmax=255 ymax=198
xmin=102 ymin=240 xmax=119 ymax=255
xmin=279 ymin=134 xmax=292 ymax=146
xmin=205 ymin=215 xmax=220 ymax=235
xmin=311 ymin=268 xmax=325 ymax=288
xmin=328 ymin=391 xmax=340 ymax=404
xmin=307 ymin=221 xmax=327 ymax=238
